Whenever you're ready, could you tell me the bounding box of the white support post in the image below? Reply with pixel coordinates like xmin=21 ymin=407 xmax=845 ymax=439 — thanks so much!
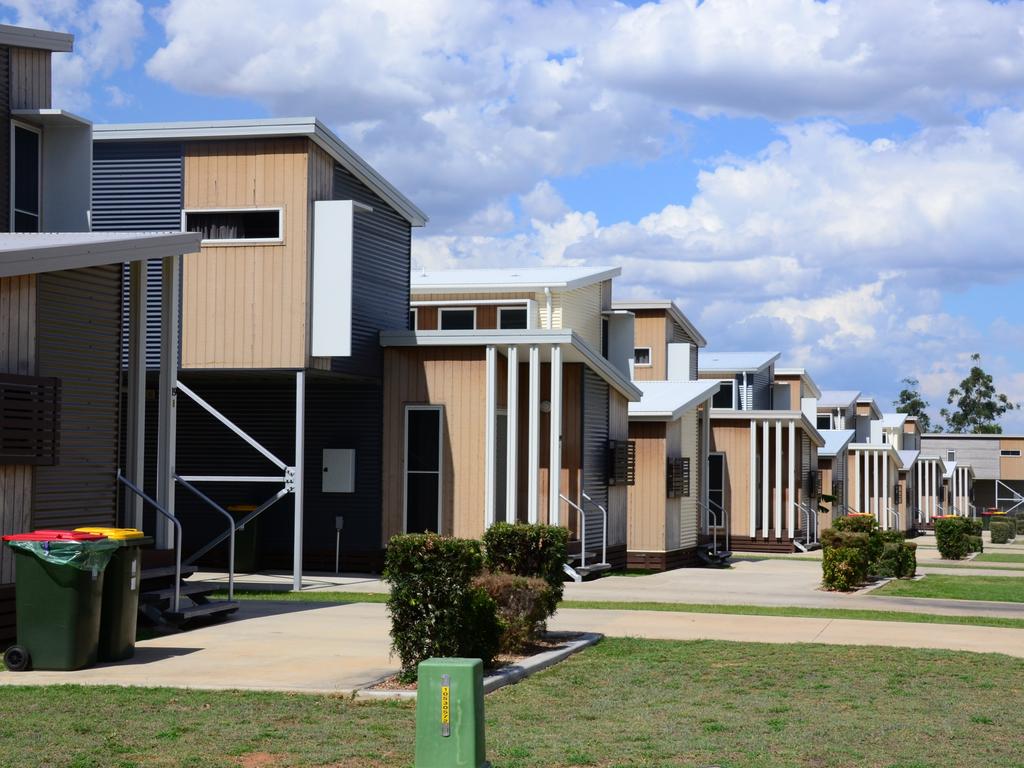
xmin=762 ymin=419 xmax=769 ymax=538
xmin=872 ymin=450 xmax=879 ymax=520
xmin=930 ymin=462 xmax=936 ymax=519
xmin=484 ymin=345 xmax=497 ymax=528
xmin=155 ymin=255 xmax=180 ymax=550
xmin=917 ymin=460 xmax=922 ymax=522
xmin=854 ymin=448 xmax=860 ymax=513
xmin=505 ymin=346 xmax=519 ymax=522
xmin=774 ymin=419 xmax=782 ymax=538
xmin=126 ymin=260 xmax=147 ymax=530
xmin=882 ymin=451 xmax=889 ymax=530
xmin=293 ymin=370 xmax=305 ymax=591
xmin=749 ymin=420 xmax=757 ymax=537
xmin=787 ymin=420 xmax=795 ymax=534
xmin=527 ymin=345 xmax=541 ymax=523
xmin=548 ymin=344 xmax=563 ymax=525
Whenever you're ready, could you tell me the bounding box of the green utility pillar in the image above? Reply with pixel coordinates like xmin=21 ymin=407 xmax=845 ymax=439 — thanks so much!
xmin=415 ymin=658 xmax=489 ymax=768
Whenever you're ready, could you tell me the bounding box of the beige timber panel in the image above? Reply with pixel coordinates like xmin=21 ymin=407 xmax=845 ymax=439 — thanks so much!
xmin=10 ymin=48 xmax=50 ymax=109
xmin=710 ymin=422 xmax=751 ymax=538
xmin=631 ymin=310 xmax=670 ymax=381
xmin=678 ymin=408 xmax=700 ymax=549
xmin=1000 ymin=438 xmax=1024 ymax=480
xmin=0 ymin=275 xmax=36 ymax=583
xmin=627 ymin=421 xmax=667 ymax=552
xmin=182 ymin=138 xmax=310 ymax=369
xmin=381 ymin=347 xmax=487 ymax=544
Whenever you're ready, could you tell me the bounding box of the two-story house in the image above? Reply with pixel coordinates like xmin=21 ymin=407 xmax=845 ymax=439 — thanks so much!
xmin=381 ymin=266 xmax=641 ymax=576
xmin=696 ymin=353 xmax=825 ymax=552
xmin=92 ymin=117 xmax=427 ymax=582
xmin=920 ymin=433 xmax=1015 ymax=514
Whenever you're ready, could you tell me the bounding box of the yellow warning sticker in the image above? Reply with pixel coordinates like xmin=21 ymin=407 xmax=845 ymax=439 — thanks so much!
xmin=440 ymin=686 xmax=450 ymax=725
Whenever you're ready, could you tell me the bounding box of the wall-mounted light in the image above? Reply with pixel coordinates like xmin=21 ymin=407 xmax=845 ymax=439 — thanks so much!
xmin=540 ymin=400 xmax=552 ymax=413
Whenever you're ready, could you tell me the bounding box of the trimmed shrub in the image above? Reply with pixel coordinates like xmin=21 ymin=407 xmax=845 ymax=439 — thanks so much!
xmin=473 ymin=572 xmax=551 ymax=654
xmin=875 ymin=541 xmax=917 ymax=579
xmin=1006 ymin=518 xmax=1017 ymax=539
xmin=483 ymin=522 xmax=569 ymax=614
xmin=967 ymin=535 xmax=984 ymax=554
xmin=822 ymin=547 xmax=868 ymax=591
xmin=967 ymin=518 xmax=984 ymax=537
xmin=991 ymin=520 xmax=1013 ymax=545
xmin=384 ymin=533 xmax=501 ymax=681
xmin=834 ymin=514 xmax=879 ymax=535
xmin=935 ymin=517 xmax=971 ymax=560
xmin=902 ymin=541 xmax=918 ymax=578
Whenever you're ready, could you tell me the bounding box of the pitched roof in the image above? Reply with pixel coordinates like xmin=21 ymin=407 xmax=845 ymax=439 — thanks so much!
xmin=0 ymin=231 xmax=201 ymax=277
xmin=818 ymin=429 xmax=855 ymax=457
xmin=698 ymin=351 xmax=779 ymax=373
xmin=411 ymin=265 xmax=620 ymax=294
xmin=611 ymin=299 xmax=707 ymax=347
xmin=898 ymin=449 xmax=920 ymax=468
xmin=775 ymin=367 xmax=822 ymax=399
xmin=882 ymin=412 xmax=909 ymax=429
xmin=818 ymin=390 xmax=860 ymax=409
xmin=93 ymin=117 xmax=427 ymax=226
xmin=628 ymin=380 xmax=720 ymax=421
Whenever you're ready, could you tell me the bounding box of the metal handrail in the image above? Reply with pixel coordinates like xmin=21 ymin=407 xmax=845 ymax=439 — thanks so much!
xmin=696 ymin=498 xmax=728 ymax=555
xmin=559 ymin=494 xmax=588 ymax=568
xmin=581 ymin=491 xmax=608 ymax=567
xmin=117 ymin=470 xmax=181 ymax=613
xmin=886 ymin=505 xmax=900 ymax=532
xmin=175 ymin=475 xmax=235 ymax=600
xmin=793 ymin=501 xmax=818 ymax=546
xmin=184 ymin=486 xmax=290 ymax=566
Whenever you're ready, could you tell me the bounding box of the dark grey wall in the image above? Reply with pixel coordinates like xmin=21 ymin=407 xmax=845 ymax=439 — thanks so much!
xmin=0 ymin=46 xmax=10 ymax=233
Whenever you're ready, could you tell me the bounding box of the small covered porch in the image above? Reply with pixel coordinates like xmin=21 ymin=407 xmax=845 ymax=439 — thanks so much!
xmin=915 ymin=454 xmax=948 ymax=524
xmin=846 ymin=443 xmax=906 ymax=531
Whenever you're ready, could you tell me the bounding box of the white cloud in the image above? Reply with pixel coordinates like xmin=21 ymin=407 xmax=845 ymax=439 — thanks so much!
xmin=0 ymin=0 xmax=144 ymax=111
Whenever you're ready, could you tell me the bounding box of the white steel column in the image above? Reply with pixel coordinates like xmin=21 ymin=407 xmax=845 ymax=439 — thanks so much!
xmin=293 ymin=370 xmax=305 ymax=591
xmin=505 ymin=346 xmax=519 ymax=522
xmin=548 ymin=344 xmax=563 ymax=525
xmin=881 ymin=452 xmax=889 ymax=530
xmin=929 ymin=462 xmax=935 ymax=519
xmin=787 ymin=420 xmax=795 ymax=534
xmin=702 ymin=405 xmax=711 ymax=515
xmin=854 ymin=448 xmax=860 ymax=513
xmin=484 ymin=345 xmax=497 ymax=528
xmin=762 ymin=419 xmax=769 ymax=538
xmin=872 ymin=450 xmax=879 ymax=520
xmin=527 ymin=345 xmax=541 ymax=523
xmin=774 ymin=420 xmax=782 ymax=538
xmin=749 ymin=420 xmax=757 ymax=536
xmin=126 ymin=260 xmax=147 ymax=530
xmin=917 ymin=460 xmax=922 ymax=522
xmin=155 ymin=254 xmax=180 ymax=550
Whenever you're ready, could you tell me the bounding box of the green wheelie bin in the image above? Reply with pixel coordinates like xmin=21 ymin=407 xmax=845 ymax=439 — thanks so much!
xmin=75 ymin=527 xmax=152 ymax=662
xmin=2 ymin=530 xmax=118 ymax=672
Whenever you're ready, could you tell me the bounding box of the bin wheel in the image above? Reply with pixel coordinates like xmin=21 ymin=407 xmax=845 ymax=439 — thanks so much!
xmin=3 ymin=645 xmax=30 ymax=672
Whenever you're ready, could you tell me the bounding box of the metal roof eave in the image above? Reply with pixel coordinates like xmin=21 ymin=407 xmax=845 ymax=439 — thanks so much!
xmin=0 ymin=232 xmax=202 ymax=278
xmin=709 ymin=409 xmax=825 ymax=447
xmin=699 ymin=351 xmax=781 ymax=374
xmin=0 ymin=24 xmax=73 ymax=52
xmin=629 ymin=381 xmax=720 ymax=421
xmin=412 ymin=266 xmax=622 ymax=294
xmin=611 ymin=299 xmax=708 ymax=348
xmin=93 ymin=116 xmax=427 ymax=227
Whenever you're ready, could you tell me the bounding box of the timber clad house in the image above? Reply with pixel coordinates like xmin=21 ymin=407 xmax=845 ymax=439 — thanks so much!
xmin=91 ymin=117 xmax=427 ymax=579
xmin=0 ymin=24 xmax=202 ymax=644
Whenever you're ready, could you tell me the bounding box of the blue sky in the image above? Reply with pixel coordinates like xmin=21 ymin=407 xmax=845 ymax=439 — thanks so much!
xmin=6 ymin=0 xmax=1024 ymax=430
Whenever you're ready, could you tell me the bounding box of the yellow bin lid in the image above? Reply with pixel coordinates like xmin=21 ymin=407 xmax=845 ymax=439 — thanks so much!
xmin=74 ymin=526 xmax=147 ymax=540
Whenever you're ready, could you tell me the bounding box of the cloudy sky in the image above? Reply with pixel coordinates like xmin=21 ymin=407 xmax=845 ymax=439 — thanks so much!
xmin=5 ymin=0 xmax=1024 ymax=429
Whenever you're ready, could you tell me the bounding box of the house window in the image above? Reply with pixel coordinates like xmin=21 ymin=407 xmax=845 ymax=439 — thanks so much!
xmin=439 ymin=307 xmax=476 ymax=330
xmin=712 ymin=380 xmax=736 ymax=410
xmin=816 ymin=414 xmax=831 ymax=431
xmin=12 ymin=123 xmax=40 ymax=233
xmin=184 ymin=208 xmax=283 ymax=243
xmin=498 ymin=307 xmax=528 ymax=330
xmin=404 ymin=406 xmax=443 ymax=533
xmin=946 ymin=450 xmax=956 ymax=462
xmin=409 ymin=308 xmax=418 ymax=330
xmin=707 ymin=453 xmax=725 ymax=527
xmin=1001 ymin=449 xmax=1021 ymax=457
xmin=633 ymin=347 xmax=652 ymax=367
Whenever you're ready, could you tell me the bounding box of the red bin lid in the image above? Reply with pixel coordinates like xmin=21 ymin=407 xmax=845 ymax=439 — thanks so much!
xmin=2 ymin=530 xmax=106 ymax=542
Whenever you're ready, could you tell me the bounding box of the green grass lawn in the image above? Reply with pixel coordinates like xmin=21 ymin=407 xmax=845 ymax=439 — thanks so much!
xmin=875 ymin=574 xmax=1024 ymax=603
xmin=1 ymin=638 xmax=1021 ymax=767
xmin=974 ymin=553 xmax=1024 ymax=564
xmin=213 ymin=589 xmax=1024 ymax=630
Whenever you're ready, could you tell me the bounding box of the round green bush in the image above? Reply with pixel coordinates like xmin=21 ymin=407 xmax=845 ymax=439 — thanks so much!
xmin=482 ymin=522 xmax=569 ymax=615
xmin=991 ymin=520 xmax=1013 ymax=545
xmin=822 ymin=546 xmax=868 ymax=591
xmin=934 ymin=517 xmax=971 ymax=560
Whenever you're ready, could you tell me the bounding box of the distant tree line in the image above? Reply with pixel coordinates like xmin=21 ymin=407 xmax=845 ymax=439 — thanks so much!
xmin=894 ymin=353 xmax=1018 ymax=434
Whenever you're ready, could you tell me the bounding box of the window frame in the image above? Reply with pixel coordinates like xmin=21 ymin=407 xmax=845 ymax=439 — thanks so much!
xmin=1001 ymin=449 xmax=1021 ymax=457
xmin=403 ymin=404 xmax=444 ymax=534
xmin=409 ymin=307 xmax=418 ymax=330
xmin=633 ymin=346 xmax=653 ymax=368
xmin=438 ymin=307 xmax=476 ymax=331
xmin=10 ymin=120 xmax=42 ymax=233
xmin=946 ymin=449 xmax=957 ymax=463
xmin=712 ymin=379 xmax=737 ymax=410
xmin=497 ymin=306 xmax=528 ymax=330
xmin=816 ymin=414 xmax=832 ymax=431
xmin=182 ymin=207 xmax=285 ymax=246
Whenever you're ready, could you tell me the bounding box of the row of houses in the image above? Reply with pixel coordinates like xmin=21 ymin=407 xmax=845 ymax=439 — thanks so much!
xmin=0 ymin=21 xmax=1014 ymax=638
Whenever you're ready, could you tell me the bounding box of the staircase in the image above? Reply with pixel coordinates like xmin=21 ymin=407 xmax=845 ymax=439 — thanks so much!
xmin=560 ymin=493 xmax=612 ymax=582
xmin=697 ymin=499 xmax=731 ymax=566
xmin=792 ymin=501 xmax=821 ymax=552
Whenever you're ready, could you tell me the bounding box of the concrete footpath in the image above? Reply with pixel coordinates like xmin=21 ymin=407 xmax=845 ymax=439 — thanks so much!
xmin=3 ymin=600 xmax=1024 ymax=695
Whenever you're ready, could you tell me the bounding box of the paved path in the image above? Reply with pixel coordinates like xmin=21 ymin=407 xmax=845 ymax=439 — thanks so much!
xmin=550 ymin=608 xmax=1024 ymax=658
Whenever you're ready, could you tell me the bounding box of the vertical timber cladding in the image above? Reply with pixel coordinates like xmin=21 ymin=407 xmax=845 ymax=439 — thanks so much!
xmin=92 ymin=141 xmax=185 ymax=368
xmin=33 ymin=266 xmax=122 ymax=529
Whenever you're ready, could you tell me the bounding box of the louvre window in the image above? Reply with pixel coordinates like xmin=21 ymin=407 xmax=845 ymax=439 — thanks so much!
xmin=185 ymin=209 xmax=282 ymax=242
xmin=0 ymin=374 xmax=60 ymax=465
xmin=608 ymin=440 xmax=636 ymax=486
xmin=667 ymin=457 xmax=690 ymax=498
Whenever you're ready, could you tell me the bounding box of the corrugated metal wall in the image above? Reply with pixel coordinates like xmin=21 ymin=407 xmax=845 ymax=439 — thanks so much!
xmin=33 ymin=266 xmax=122 ymax=529
xmin=753 ymin=365 xmax=773 ymax=410
xmin=331 ymin=164 xmax=411 ymax=377
xmin=92 ymin=141 xmax=184 ymax=369
xmin=582 ymin=369 xmax=609 ymax=553
xmin=0 ymin=46 xmax=10 ymax=233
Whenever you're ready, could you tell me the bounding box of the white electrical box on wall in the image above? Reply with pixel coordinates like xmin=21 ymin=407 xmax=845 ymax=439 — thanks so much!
xmin=322 ymin=448 xmax=356 ymax=493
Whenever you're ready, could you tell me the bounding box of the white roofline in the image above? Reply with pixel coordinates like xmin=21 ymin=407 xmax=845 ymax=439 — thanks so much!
xmin=611 ymin=299 xmax=707 ymax=348
xmin=0 ymin=24 xmax=73 ymax=52
xmin=775 ymin=367 xmax=823 ymax=399
xmin=412 ymin=266 xmax=621 ymax=294
xmin=709 ymin=409 xmax=824 ymax=447
xmin=818 ymin=390 xmax=861 ymax=409
xmin=93 ymin=117 xmax=427 ymax=227
xmin=848 ymin=441 xmax=904 ymax=469
xmin=0 ymin=232 xmax=202 ymax=277
xmin=12 ymin=109 xmax=91 ymax=128
xmin=378 ymin=328 xmax=642 ymax=401
xmin=818 ymin=429 xmax=855 ymax=457
xmin=629 ymin=381 xmax=720 ymax=421
xmin=699 ymin=351 xmax=780 ymax=374
xmin=921 ymin=433 xmax=1014 ymax=439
